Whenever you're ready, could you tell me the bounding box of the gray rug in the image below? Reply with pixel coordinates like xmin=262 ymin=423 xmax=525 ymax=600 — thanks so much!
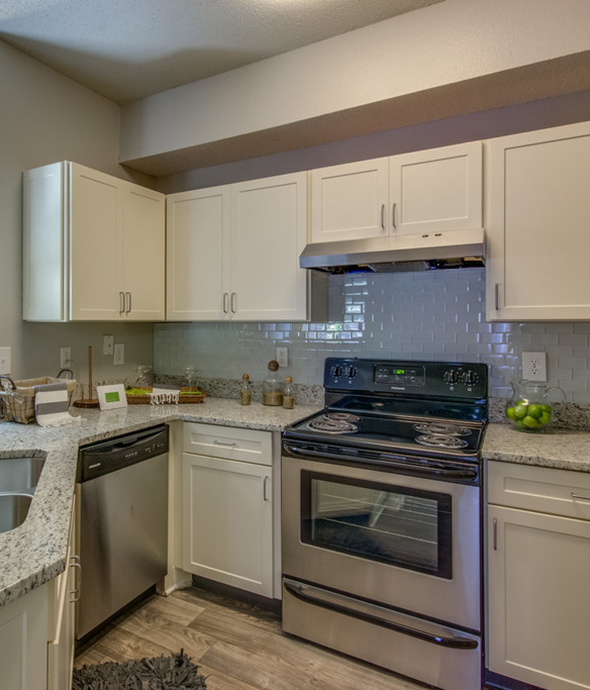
xmin=72 ymin=649 xmax=207 ymax=689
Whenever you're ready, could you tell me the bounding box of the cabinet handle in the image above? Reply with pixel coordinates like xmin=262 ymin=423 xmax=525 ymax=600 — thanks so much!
xmin=69 ymin=555 xmax=82 ymax=603
xmin=213 ymin=440 xmax=237 ymax=447
xmin=223 ymin=293 xmax=229 ymax=313
xmin=381 ymin=204 xmax=385 ymax=230
xmin=231 ymin=292 xmax=237 ymax=313
xmin=126 ymin=291 xmax=132 ymax=314
xmin=392 ymin=203 xmax=397 ymax=229
xmin=495 ymin=283 xmax=500 ymax=311
xmin=570 ymin=492 xmax=590 ymax=502
xmin=119 ymin=291 xmax=125 ymax=315
xmin=492 ymin=518 xmax=498 ymax=551
xmin=263 ymin=475 xmax=270 ymax=501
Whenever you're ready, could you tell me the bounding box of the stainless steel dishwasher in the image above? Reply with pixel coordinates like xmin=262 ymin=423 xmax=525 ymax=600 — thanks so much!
xmin=76 ymin=425 xmax=169 ymax=640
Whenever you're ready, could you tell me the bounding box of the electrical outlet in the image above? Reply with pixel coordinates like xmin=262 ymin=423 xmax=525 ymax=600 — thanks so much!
xmin=113 ymin=343 xmax=125 ymax=365
xmin=0 ymin=347 xmax=11 ymax=375
xmin=60 ymin=347 xmax=71 ymax=369
xmin=103 ymin=335 xmax=114 ymax=356
xmin=276 ymin=347 xmax=289 ymax=368
xmin=522 ymin=352 xmax=547 ymax=382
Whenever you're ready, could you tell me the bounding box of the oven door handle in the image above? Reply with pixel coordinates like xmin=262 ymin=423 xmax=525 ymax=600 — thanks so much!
xmin=283 ymin=580 xmax=478 ymax=650
xmin=283 ymin=443 xmax=478 ymax=481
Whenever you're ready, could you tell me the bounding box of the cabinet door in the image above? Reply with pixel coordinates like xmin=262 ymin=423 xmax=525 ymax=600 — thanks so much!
xmin=69 ymin=163 xmax=122 ymax=320
xmin=230 ymin=173 xmax=309 ymax=321
xmin=167 ymin=186 xmax=230 ymax=321
xmin=486 ymin=122 xmax=590 ymax=321
xmin=390 ymin=142 xmax=482 ymax=235
xmin=183 ymin=453 xmax=273 ymax=597
xmin=310 ymin=158 xmax=389 ymax=243
xmin=121 ymin=183 xmax=165 ymax=320
xmin=487 ymin=505 xmax=590 ymax=690
xmin=0 ymin=584 xmax=48 ymax=690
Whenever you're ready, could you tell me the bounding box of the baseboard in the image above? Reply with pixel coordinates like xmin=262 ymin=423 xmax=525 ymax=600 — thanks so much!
xmin=191 ymin=574 xmax=282 ymax=614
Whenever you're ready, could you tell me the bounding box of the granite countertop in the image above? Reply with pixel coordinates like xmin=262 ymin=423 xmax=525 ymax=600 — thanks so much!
xmin=482 ymin=423 xmax=590 ymax=472
xmin=3 ymin=400 xmax=590 ymax=612
xmin=0 ymin=398 xmax=321 ymax=611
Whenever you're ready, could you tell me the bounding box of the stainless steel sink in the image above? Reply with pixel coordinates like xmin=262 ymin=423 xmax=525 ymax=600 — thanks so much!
xmin=0 ymin=456 xmax=44 ymax=493
xmin=0 ymin=493 xmax=33 ymax=534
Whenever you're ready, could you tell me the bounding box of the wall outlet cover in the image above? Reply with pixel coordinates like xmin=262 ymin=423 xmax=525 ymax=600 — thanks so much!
xmin=60 ymin=347 xmax=72 ymax=369
xmin=113 ymin=343 xmax=125 ymax=365
xmin=0 ymin=347 xmax=11 ymax=375
xmin=522 ymin=351 xmax=547 ymax=382
xmin=103 ymin=335 xmax=114 ymax=356
xmin=277 ymin=347 xmax=289 ymax=368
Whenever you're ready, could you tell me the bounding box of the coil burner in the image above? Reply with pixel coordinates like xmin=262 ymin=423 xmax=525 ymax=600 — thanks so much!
xmin=415 ymin=434 xmax=469 ymax=449
xmin=413 ymin=423 xmax=472 ymax=437
xmin=308 ymin=412 xmax=360 ymax=434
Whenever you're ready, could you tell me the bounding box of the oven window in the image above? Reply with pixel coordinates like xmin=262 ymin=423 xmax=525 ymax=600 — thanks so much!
xmin=300 ymin=471 xmax=452 ymax=579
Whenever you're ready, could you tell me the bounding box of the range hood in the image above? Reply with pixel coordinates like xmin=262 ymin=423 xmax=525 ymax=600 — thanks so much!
xmin=299 ymin=229 xmax=485 ymax=274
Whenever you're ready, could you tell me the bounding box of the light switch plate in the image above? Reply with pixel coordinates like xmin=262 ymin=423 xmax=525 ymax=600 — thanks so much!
xmin=0 ymin=347 xmax=11 ymax=375
xmin=103 ymin=335 xmax=114 ymax=356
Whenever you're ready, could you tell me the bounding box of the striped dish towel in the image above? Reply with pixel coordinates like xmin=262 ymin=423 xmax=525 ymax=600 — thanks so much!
xmin=34 ymin=382 xmax=80 ymax=427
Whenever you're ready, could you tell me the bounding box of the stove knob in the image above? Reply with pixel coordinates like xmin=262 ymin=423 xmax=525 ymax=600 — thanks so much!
xmin=346 ymin=366 xmax=357 ymax=379
xmin=464 ymin=370 xmax=477 ymax=385
xmin=446 ymin=369 xmax=456 ymax=385
xmin=332 ymin=365 xmax=343 ymax=378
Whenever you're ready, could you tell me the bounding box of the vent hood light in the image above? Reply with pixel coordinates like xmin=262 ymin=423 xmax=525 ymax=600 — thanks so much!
xmin=299 ymin=229 xmax=485 ymax=274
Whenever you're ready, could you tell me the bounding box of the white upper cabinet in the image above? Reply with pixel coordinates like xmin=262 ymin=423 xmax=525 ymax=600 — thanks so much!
xmin=390 ymin=142 xmax=482 ymax=235
xmin=485 ymin=121 xmax=590 ymax=321
xmin=167 ymin=172 xmax=324 ymax=322
xmin=23 ymin=161 xmax=165 ymax=322
xmin=310 ymin=142 xmax=482 ymax=243
xmin=310 ymin=158 xmax=389 ymax=243
xmin=167 ymin=186 xmax=230 ymax=320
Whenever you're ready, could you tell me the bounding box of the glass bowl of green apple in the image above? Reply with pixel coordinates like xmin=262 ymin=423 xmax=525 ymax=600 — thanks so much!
xmin=505 ymin=380 xmax=565 ymax=432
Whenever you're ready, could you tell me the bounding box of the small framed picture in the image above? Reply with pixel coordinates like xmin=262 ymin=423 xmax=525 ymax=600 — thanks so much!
xmin=97 ymin=384 xmax=128 ymax=411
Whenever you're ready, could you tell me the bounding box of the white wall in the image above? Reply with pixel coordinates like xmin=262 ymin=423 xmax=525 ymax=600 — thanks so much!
xmin=0 ymin=39 xmax=155 ymax=385
xmin=120 ymin=0 xmax=590 ymax=166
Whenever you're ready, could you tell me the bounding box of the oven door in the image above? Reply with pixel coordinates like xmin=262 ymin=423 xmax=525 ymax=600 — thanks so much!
xmin=281 ymin=450 xmax=481 ymax=631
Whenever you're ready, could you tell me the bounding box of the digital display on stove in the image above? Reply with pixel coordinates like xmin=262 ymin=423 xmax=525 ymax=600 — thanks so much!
xmin=375 ymin=365 xmax=425 ymax=386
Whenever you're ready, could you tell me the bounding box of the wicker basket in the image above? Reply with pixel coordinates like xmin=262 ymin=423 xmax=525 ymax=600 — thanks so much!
xmin=125 ymin=386 xmax=206 ymax=405
xmin=0 ymin=376 xmax=77 ymax=424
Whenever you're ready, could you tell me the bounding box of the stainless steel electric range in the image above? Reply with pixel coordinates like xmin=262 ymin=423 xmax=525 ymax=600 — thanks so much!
xmin=281 ymin=357 xmax=488 ymax=690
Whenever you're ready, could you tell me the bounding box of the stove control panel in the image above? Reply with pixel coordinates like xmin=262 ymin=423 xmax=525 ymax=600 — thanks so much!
xmin=324 ymin=358 xmax=488 ymax=401
xmin=375 ymin=365 xmax=425 ymax=386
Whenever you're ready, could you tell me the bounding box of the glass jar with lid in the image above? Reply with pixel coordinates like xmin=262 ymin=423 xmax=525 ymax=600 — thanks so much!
xmin=263 ymin=360 xmax=283 ymax=406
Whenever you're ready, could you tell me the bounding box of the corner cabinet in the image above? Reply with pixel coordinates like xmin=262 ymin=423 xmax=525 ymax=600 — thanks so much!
xmin=485 ymin=121 xmax=590 ymax=321
xmin=167 ymin=172 xmax=325 ymax=322
xmin=309 ymin=142 xmax=482 ymax=243
xmin=182 ymin=423 xmax=274 ymax=598
xmin=23 ymin=161 xmax=165 ymax=322
xmin=486 ymin=461 xmax=590 ymax=690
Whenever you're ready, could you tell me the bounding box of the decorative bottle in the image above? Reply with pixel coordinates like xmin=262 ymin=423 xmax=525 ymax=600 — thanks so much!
xmin=283 ymin=376 xmax=294 ymax=409
xmin=263 ymin=360 xmax=283 ymax=406
xmin=240 ymin=373 xmax=252 ymax=405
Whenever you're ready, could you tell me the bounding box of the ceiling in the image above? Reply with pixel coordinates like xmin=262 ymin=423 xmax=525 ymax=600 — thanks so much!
xmin=0 ymin=0 xmax=442 ymax=104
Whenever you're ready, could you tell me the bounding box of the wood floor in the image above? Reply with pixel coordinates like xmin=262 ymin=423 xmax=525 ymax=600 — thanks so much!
xmin=74 ymin=586 xmax=428 ymax=689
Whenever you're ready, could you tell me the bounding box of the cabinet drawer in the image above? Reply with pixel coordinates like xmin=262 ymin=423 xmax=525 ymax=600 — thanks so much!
xmin=488 ymin=461 xmax=590 ymax=520
xmin=183 ymin=422 xmax=272 ymax=466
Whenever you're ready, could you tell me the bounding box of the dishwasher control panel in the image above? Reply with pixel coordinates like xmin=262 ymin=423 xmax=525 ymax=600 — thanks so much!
xmin=78 ymin=425 xmax=169 ymax=482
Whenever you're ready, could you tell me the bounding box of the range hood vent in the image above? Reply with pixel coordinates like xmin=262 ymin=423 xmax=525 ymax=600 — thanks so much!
xmin=299 ymin=229 xmax=485 ymax=275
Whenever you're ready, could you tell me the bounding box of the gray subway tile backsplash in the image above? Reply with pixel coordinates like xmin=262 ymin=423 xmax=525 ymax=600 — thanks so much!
xmin=154 ymin=268 xmax=590 ymax=403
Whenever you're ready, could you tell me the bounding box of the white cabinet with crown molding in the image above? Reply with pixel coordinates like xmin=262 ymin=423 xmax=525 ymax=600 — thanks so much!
xmin=23 ymin=161 xmax=165 ymax=322
xmin=485 ymin=121 xmax=590 ymax=321
xmin=310 ymin=142 xmax=482 ymax=244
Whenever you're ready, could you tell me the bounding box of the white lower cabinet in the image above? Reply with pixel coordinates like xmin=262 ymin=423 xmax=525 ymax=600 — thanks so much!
xmin=0 ymin=584 xmax=49 ymax=690
xmin=182 ymin=423 xmax=274 ymax=598
xmin=486 ymin=461 xmax=590 ymax=690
